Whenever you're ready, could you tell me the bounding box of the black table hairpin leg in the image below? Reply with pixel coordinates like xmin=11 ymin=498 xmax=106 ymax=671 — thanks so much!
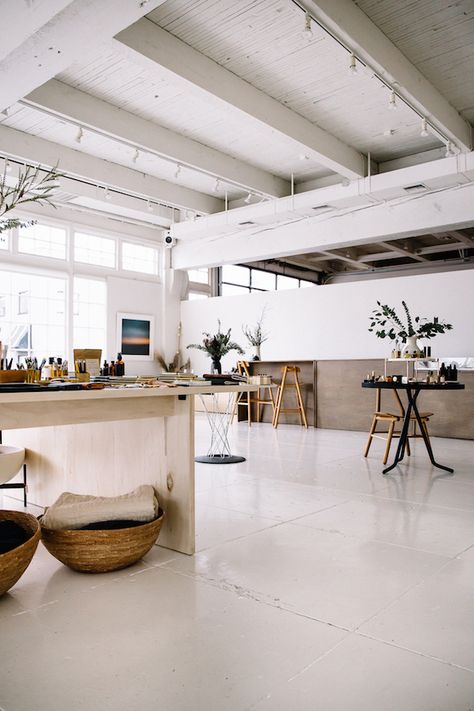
xmin=407 ymin=387 xmax=454 ymax=474
xmin=383 ymin=397 xmax=413 ymax=475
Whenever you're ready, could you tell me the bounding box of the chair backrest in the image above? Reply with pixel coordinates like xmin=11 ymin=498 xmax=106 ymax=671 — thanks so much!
xmin=375 ymin=388 xmax=405 ymax=416
xmin=237 ymin=360 xmax=250 ymax=379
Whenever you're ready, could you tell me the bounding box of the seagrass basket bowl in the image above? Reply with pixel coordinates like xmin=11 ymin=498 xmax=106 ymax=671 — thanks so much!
xmin=0 ymin=510 xmax=41 ymax=596
xmin=39 ymin=509 xmax=164 ymax=573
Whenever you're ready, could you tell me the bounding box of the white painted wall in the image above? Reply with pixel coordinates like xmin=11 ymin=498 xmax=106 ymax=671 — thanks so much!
xmin=180 ymin=269 xmax=474 ymax=374
xmin=107 ymin=275 xmax=163 ymax=376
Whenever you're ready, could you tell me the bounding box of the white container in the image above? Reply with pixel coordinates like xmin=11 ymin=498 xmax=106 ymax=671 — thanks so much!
xmin=0 ymin=445 xmax=25 ymax=485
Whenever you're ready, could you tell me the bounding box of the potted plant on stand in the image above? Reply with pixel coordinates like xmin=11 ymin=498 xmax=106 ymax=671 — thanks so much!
xmin=187 ymin=320 xmax=244 ymax=373
xmin=242 ymin=309 xmax=269 ymax=361
xmin=368 ymin=300 xmax=453 ymax=355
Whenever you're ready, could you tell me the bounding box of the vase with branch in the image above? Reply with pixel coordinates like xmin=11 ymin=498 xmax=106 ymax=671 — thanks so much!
xmin=242 ymin=309 xmax=269 ymax=361
xmin=368 ymin=300 xmax=453 ymax=356
xmin=155 ymin=322 xmax=191 ymax=373
xmin=187 ymin=320 xmax=244 ymax=374
xmin=0 ymin=161 xmax=64 ymax=234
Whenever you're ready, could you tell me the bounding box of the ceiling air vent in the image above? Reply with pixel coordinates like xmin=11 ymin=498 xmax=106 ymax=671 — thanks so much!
xmin=312 ymin=204 xmax=332 ymax=213
xmin=403 ymin=183 xmax=429 ymax=194
xmin=238 ymin=220 xmax=256 ymax=226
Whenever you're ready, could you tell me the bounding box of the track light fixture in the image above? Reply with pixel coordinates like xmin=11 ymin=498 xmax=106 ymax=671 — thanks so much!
xmin=349 ymin=54 xmax=357 ymax=75
xmin=104 ymin=187 xmax=112 ymax=201
xmin=445 ymin=142 xmax=454 ymax=157
xmin=174 ymin=163 xmax=181 ymax=179
xmin=75 ymin=127 xmax=84 ymax=144
xmin=388 ymin=90 xmax=397 ymax=110
xmin=244 ymin=192 xmax=252 ymax=204
xmin=214 ymin=179 xmax=221 ymax=193
xmin=4 ymin=159 xmax=12 ymax=174
xmin=132 ymin=148 xmax=140 ymax=164
xmin=302 ymin=12 xmax=313 ymax=40
xmin=420 ymin=119 xmax=429 ymax=137
xmin=146 ymin=199 xmax=153 ymax=212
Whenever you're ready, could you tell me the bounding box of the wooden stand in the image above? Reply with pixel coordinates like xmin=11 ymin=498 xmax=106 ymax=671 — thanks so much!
xmin=272 ymin=366 xmax=308 ymax=429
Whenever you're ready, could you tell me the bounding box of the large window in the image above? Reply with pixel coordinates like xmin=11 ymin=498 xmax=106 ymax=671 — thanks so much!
xmin=73 ymin=277 xmax=107 ymax=353
xmin=19 ymin=223 xmax=67 ymax=260
xmin=122 ymin=241 xmax=158 ymax=275
xmin=0 ymin=269 xmax=67 ymax=362
xmin=0 ymin=216 xmax=161 ymax=366
xmin=220 ymin=265 xmax=313 ymax=294
xmin=74 ymin=231 xmax=116 ymax=268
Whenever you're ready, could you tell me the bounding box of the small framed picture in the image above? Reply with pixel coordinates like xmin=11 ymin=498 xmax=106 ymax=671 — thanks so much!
xmin=117 ymin=312 xmax=154 ymax=361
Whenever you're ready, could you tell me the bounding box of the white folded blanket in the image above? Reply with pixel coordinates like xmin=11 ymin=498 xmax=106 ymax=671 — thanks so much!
xmin=41 ymin=485 xmax=159 ymax=531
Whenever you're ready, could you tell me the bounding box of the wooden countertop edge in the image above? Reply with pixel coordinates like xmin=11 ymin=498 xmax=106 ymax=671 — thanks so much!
xmin=0 ymin=383 xmax=257 ymax=405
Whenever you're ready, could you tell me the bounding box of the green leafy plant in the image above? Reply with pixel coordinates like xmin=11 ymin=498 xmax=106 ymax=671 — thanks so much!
xmin=0 ymin=161 xmax=63 ymax=233
xmin=187 ymin=320 xmax=244 ymax=359
xmin=368 ymin=300 xmax=453 ymax=342
xmin=242 ymin=308 xmax=269 ymax=348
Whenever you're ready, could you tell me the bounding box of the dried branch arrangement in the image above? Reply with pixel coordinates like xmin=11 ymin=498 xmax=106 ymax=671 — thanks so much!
xmin=0 ymin=161 xmax=63 ymax=233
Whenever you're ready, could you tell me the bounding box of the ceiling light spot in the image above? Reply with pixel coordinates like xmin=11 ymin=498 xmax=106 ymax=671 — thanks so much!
xmin=349 ymin=54 xmax=357 ymax=75
xmin=75 ymin=127 xmax=83 ymax=144
xmin=420 ymin=118 xmax=429 ymax=137
xmin=388 ymin=90 xmax=397 ymax=110
xmin=302 ymin=12 xmax=313 ymax=40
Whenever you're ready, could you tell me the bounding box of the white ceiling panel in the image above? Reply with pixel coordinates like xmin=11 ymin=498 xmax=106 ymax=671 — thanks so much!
xmin=57 ymin=45 xmax=332 ymax=182
xmin=355 ymin=0 xmax=474 ymax=123
xmin=146 ymin=0 xmax=445 ymax=160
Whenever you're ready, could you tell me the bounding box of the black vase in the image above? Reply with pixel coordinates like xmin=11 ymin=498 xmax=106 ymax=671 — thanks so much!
xmin=211 ymin=357 xmax=222 ymax=374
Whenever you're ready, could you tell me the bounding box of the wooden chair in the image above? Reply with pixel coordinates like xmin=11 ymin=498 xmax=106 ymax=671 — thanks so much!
xmin=231 ymin=361 xmax=252 ymax=426
xmin=364 ymin=388 xmax=433 ymax=464
xmin=272 ymin=365 xmax=308 ymax=428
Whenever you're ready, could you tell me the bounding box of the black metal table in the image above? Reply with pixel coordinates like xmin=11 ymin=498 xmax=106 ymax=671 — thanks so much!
xmin=362 ymin=381 xmax=465 ymax=474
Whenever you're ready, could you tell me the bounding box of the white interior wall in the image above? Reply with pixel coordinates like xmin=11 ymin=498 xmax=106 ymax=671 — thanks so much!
xmin=180 ymin=269 xmax=474 ymax=375
xmin=107 ymin=275 xmax=163 ymax=375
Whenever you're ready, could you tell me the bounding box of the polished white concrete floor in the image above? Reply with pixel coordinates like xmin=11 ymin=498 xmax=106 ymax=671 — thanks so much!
xmin=1 ymin=419 xmax=473 ymax=710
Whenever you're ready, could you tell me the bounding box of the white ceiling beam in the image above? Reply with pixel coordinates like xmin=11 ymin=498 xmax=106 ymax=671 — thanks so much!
xmin=11 ymin=204 xmax=163 ymax=244
xmin=0 ymin=0 xmax=74 ymax=63
xmin=24 ymin=79 xmax=289 ymax=199
xmin=441 ymin=230 xmax=474 ymax=247
xmin=301 ymin=0 xmax=471 ymax=151
xmin=115 ymin=19 xmax=365 ymax=180
xmin=319 ymin=250 xmax=370 ymax=270
xmin=0 ymin=124 xmax=223 ymax=214
xmin=378 ymin=241 xmax=428 ymax=263
xmin=0 ymin=0 xmax=168 ymax=113
xmin=172 ymin=184 xmax=474 ymax=269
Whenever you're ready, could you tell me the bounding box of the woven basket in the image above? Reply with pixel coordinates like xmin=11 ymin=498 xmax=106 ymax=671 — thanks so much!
xmin=0 ymin=510 xmax=41 ymax=596
xmin=39 ymin=509 xmax=165 ymax=573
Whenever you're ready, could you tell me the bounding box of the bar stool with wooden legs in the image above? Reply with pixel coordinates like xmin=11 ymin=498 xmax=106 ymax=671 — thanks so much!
xmin=253 ymin=378 xmax=277 ymax=423
xmin=272 ymin=365 xmax=308 ymax=428
xmin=364 ymin=388 xmax=433 ymax=465
xmin=231 ymin=361 xmax=252 ymax=426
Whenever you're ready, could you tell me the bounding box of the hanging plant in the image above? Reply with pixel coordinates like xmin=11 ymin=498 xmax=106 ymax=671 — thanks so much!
xmin=0 ymin=161 xmax=63 ymax=233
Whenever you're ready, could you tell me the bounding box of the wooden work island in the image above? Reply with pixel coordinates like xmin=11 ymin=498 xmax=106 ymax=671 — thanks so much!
xmin=246 ymin=359 xmax=474 ymax=439
xmin=0 ymin=383 xmax=255 ymax=555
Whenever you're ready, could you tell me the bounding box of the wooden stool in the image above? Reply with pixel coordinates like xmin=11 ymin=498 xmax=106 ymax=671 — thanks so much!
xmin=253 ymin=380 xmax=277 ymax=423
xmin=231 ymin=361 xmax=252 ymax=426
xmin=364 ymin=388 xmax=433 ymax=465
xmin=272 ymin=366 xmax=308 ymax=428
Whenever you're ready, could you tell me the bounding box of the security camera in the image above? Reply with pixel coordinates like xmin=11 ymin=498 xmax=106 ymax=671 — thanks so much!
xmin=163 ymin=231 xmax=176 ymax=248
